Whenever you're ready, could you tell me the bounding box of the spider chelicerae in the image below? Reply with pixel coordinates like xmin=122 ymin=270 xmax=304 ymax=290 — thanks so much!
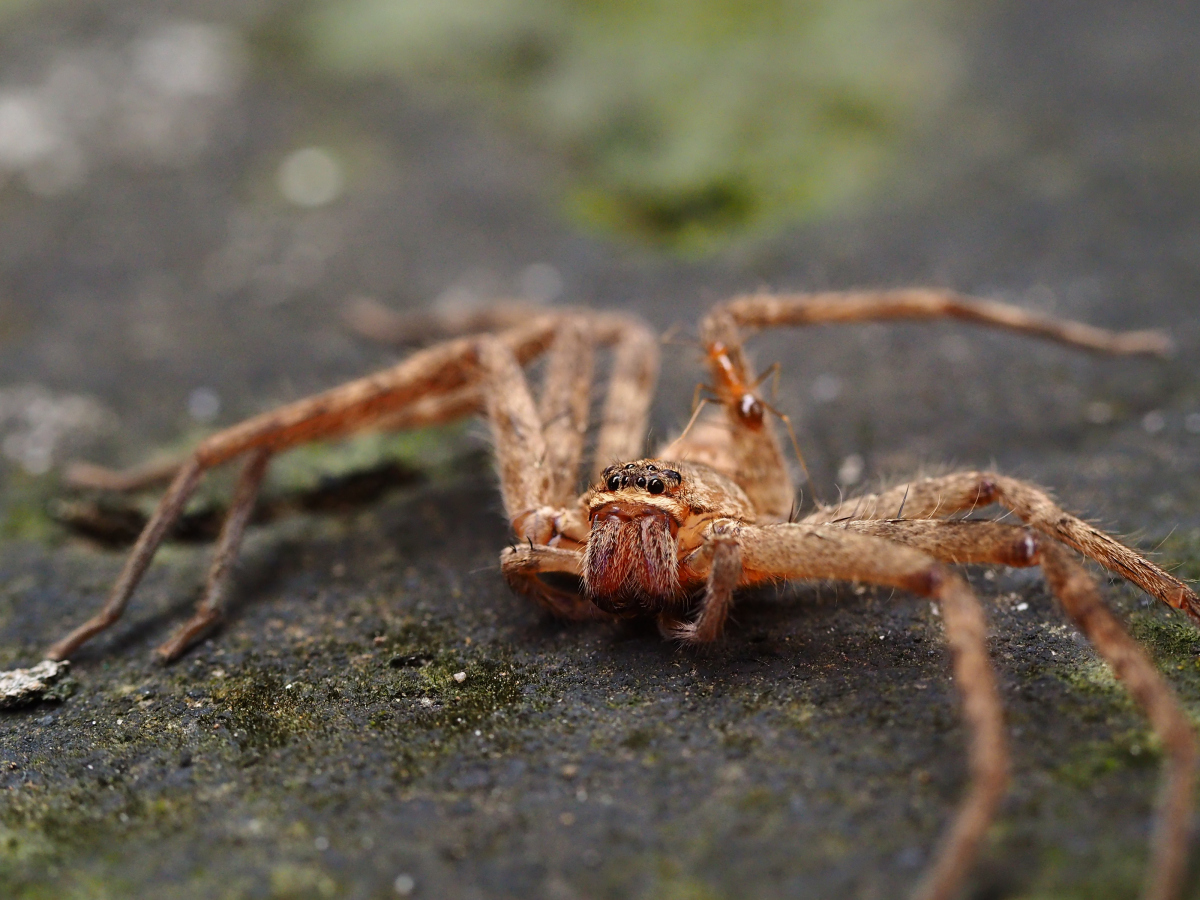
xmin=3 ymin=289 xmax=1195 ymax=900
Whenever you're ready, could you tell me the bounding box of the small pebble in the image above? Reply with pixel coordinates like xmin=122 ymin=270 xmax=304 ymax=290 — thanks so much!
xmin=452 ymin=671 xmax=466 ymax=683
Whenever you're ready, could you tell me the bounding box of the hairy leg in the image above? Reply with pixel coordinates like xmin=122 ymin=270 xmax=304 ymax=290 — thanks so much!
xmin=44 ymin=321 xmax=563 ymax=661
xmin=537 ymin=318 xmax=595 ymax=505
xmin=842 ymin=517 xmax=1197 ymax=900
xmin=711 ymin=289 xmax=1171 ymax=356
xmin=498 ymin=542 xmax=599 ymax=620
xmin=62 ymin=317 xmax=561 ymax=491
xmin=670 ymin=527 xmax=742 ymax=643
xmin=344 ymin=295 xmax=541 ymax=346
xmin=47 ymin=459 xmax=204 ymax=660
xmin=731 ymin=522 xmax=1006 ymax=900
xmin=590 ymin=316 xmax=660 ymax=479
xmin=154 ymin=448 xmax=272 ymax=661
xmin=1038 ymin=545 xmax=1196 ymax=900
xmin=804 ymin=471 xmax=1199 ymax=621
xmin=690 ymin=287 xmax=1170 ymax=520
xmin=842 ymin=519 xmax=1039 ymax=567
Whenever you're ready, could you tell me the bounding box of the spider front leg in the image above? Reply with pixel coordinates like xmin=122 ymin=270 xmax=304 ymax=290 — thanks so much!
xmin=661 ymin=522 xmax=742 ymax=643
xmin=45 ymin=318 xmax=564 ymax=662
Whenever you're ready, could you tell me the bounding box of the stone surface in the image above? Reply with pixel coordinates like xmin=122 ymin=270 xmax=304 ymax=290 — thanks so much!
xmin=1 ymin=2 xmax=1199 ymax=899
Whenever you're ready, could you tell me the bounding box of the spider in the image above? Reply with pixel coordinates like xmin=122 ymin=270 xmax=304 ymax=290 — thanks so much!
xmin=3 ymin=289 xmax=1197 ymax=900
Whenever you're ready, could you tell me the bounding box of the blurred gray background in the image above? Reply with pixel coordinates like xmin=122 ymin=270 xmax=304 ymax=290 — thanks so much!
xmin=1 ymin=2 xmax=1199 ymax=899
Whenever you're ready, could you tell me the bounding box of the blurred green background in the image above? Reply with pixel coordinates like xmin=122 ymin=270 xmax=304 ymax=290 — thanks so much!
xmin=292 ymin=0 xmax=961 ymax=251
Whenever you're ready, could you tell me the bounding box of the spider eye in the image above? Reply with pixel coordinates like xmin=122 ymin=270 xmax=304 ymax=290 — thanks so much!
xmin=648 ymin=478 xmax=665 ymax=494
xmin=635 ymin=476 xmax=646 ymax=488
xmin=606 ymin=475 xmax=621 ymax=491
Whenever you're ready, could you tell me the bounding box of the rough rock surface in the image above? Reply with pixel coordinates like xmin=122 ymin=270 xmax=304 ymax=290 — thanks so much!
xmin=2 ymin=2 xmax=1199 ymax=899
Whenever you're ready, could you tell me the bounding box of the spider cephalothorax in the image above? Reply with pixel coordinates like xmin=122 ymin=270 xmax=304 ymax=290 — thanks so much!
xmin=9 ymin=290 xmax=1197 ymax=900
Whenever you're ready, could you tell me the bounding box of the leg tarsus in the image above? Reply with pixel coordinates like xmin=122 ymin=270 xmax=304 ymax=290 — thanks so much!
xmin=47 ymin=458 xmax=205 ymax=661
xmin=155 ymin=448 xmax=272 ymax=662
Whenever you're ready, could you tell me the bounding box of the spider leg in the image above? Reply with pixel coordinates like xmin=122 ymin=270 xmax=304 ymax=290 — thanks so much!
xmin=843 ymin=517 xmax=1197 ymax=900
xmin=64 ymin=456 xmax=189 ymax=493
xmin=476 ymin=324 xmax=599 ymax=614
xmin=478 ymin=335 xmax=553 ymax=533
xmin=153 ymin=448 xmax=272 ymax=661
xmin=344 ymin=295 xmax=542 ymax=346
xmin=481 ymin=312 xmax=656 ymax=614
xmin=61 ymin=318 xmax=561 ymax=492
xmin=697 ymin=308 xmax=794 ymax=519
xmin=729 ymin=522 xmax=1006 ymax=900
xmin=691 ymin=287 xmax=1171 ymax=520
xmin=498 ymin=543 xmax=599 ymax=621
xmin=842 ymin=518 xmax=1040 ymax=567
xmin=47 ymin=459 xmax=204 ymax=660
xmin=669 ymin=527 xmax=741 ymax=644
xmin=712 ymin=289 xmax=1172 ymax=357
xmin=536 ymin=317 xmax=595 ymax=506
xmin=805 ymin=471 xmax=1200 ymax=622
xmin=1039 ymin=545 xmax=1196 ymax=900
xmin=45 ymin=318 xmax=562 ymax=661
xmin=590 ymin=315 xmax=659 ymax=478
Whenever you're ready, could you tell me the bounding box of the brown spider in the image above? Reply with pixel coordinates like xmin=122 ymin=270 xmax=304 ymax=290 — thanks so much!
xmin=4 ymin=289 xmax=1197 ymax=900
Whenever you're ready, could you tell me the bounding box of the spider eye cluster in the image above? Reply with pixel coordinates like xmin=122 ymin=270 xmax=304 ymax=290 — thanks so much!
xmin=601 ymin=462 xmax=681 ymax=495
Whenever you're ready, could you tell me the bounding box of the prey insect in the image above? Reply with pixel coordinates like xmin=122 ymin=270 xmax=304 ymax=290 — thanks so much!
xmin=4 ymin=289 xmax=1196 ymax=900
